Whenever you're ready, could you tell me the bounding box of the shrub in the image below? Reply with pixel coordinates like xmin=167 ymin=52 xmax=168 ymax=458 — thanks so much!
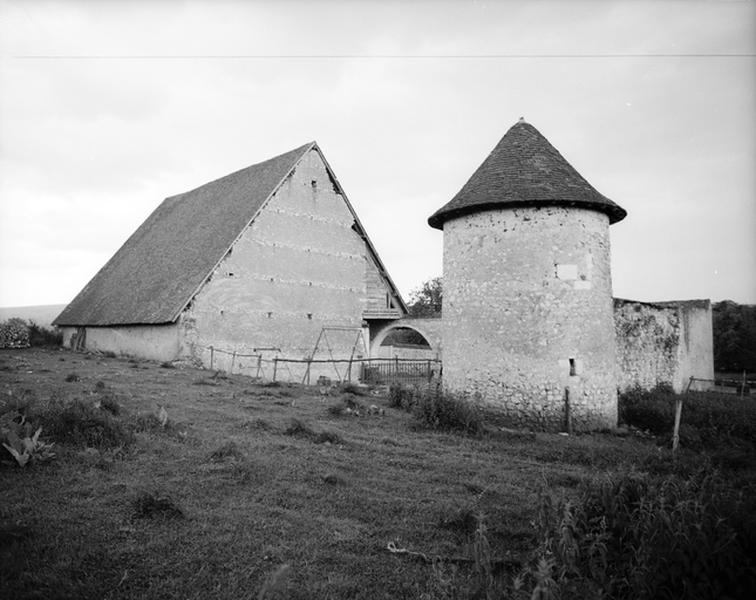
xmin=0 ymin=318 xmax=30 ymax=348
xmin=35 ymin=398 xmax=133 ymax=449
xmin=388 ymin=383 xmax=416 ymax=409
xmin=27 ymin=321 xmax=62 ymax=347
xmin=412 ymin=389 xmax=483 ymax=435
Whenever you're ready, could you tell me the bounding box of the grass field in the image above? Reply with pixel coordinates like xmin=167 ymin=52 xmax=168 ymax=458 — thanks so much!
xmin=2 ymin=349 xmax=755 ymax=599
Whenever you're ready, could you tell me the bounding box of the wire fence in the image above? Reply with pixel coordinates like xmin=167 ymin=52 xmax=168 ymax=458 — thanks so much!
xmin=688 ymin=375 xmax=753 ymax=398
xmin=196 ymin=343 xmax=441 ymax=386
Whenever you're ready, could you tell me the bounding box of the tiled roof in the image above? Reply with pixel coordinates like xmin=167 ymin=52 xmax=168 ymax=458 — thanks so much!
xmin=428 ymin=120 xmax=627 ymax=229
xmin=55 ymin=143 xmax=315 ymax=326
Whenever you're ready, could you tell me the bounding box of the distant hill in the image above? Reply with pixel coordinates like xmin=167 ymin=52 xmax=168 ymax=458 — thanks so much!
xmin=0 ymin=304 xmax=66 ymax=328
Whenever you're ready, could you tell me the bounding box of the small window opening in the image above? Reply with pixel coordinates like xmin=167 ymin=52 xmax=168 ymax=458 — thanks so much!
xmin=386 ymin=293 xmax=391 ymax=309
xmin=311 ymin=179 xmax=317 ymax=190
xmin=228 ymin=272 xmax=234 ymax=277
xmin=569 ymin=358 xmax=576 ymax=376
xmin=307 ymin=313 xmax=313 ymax=320
xmin=267 ymin=312 xmax=273 ymax=319
xmin=220 ymin=310 xmax=224 ymax=316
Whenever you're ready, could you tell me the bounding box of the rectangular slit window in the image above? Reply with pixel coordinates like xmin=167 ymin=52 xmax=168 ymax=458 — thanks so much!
xmin=569 ymin=358 xmax=576 ymax=376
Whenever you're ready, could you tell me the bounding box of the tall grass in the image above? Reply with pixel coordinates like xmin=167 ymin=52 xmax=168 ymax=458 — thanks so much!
xmin=389 ymin=384 xmax=483 ymax=435
xmin=525 ymin=468 xmax=756 ymax=599
xmin=619 ymin=385 xmax=756 ymax=449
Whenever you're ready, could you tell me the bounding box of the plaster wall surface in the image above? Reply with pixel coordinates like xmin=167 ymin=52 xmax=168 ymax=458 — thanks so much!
xmin=180 ymin=149 xmax=370 ymax=381
xmin=615 ymin=299 xmax=714 ymax=392
xmin=442 ymin=206 xmax=617 ymax=430
xmin=60 ymin=324 xmax=180 ymax=361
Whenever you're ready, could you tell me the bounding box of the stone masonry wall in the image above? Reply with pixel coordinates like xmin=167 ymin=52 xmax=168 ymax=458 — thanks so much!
xmin=442 ymin=206 xmax=617 ymax=431
xmin=615 ymin=299 xmax=714 ymax=392
xmin=180 ymin=149 xmax=369 ymax=382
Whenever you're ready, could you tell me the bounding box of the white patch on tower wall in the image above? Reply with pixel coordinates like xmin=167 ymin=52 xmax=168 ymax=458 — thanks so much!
xmin=556 ymin=264 xmax=578 ymax=280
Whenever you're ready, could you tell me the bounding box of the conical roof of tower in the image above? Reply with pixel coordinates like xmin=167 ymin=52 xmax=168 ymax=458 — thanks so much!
xmin=428 ymin=119 xmax=627 ymax=229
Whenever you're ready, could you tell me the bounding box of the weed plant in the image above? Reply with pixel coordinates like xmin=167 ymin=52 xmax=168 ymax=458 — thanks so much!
xmin=521 ymin=468 xmax=756 ymax=599
xmin=34 ymin=398 xmax=133 ymax=449
xmin=133 ymin=491 xmax=184 ymax=519
xmin=285 ymin=418 xmax=343 ymax=445
xmin=389 ymin=384 xmax=483 ymax=435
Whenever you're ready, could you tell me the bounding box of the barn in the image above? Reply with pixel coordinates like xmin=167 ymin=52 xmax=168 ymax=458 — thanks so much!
xmin=53 ymin=143 xmax=407 ymax=379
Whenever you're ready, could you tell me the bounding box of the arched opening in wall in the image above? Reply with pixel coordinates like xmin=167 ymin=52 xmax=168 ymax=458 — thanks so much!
xmin=381 ymin=327 xmax=431 ymax=348
xmin=377 ymin=327 xmax=434 ymax=360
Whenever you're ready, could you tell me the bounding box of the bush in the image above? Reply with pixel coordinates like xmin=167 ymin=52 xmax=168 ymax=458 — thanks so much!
xmin=27 ymin=321 xmax=62 ymax=347
xmin=34 ymin=398 xmax=133 ymax=449
xmin=619 ymin=386 xmax=756 ymax=449
xmin=388 ymin=383 xmax=416 ymax=409
xmin=412 ymin=389 xmax=483 ymax=435
xmin=0 ymin=318 xmax=30 ymax=349
xmin=528 ymin=469 xmax=756 ymax=599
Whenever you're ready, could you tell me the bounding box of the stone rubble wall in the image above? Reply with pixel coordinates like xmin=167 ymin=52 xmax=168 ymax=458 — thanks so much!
xmin=614 ymin=298 xmax=714 ymax=392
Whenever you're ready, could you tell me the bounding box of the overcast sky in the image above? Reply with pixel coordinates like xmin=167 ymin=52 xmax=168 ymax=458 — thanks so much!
xmin=1 ymin=0 xmax=754 ymax=309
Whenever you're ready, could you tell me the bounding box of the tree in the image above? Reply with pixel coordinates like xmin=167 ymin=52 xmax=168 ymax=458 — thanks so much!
xmin=712 ymin=301 xmax=756 ymax=374
xmin=407 ymin=277 xmax=442 ymax=317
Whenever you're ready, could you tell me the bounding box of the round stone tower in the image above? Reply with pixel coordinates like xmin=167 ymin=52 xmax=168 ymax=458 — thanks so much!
xmin=428 ymin=119 xmax=627 ymax=431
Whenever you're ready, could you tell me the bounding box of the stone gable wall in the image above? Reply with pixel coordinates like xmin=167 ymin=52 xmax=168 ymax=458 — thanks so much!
xmin=180 ymin=149 xmax=370 ymax=381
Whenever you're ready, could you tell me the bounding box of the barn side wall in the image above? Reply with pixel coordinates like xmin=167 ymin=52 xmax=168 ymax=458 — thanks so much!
xmin=441 ymin=206 xmax=617 ymax=431
xmin=60 ymin=324 xmax=180 ymax=361
xmin=180 ymin=149 xmax=370 ymax=381
xmin=614 ymin=299 xmax=714 ymax=392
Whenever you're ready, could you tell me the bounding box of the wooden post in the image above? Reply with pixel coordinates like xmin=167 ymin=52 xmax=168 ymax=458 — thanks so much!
xmin=427 ymin=360 xmax=432 ymax=384
xmin=256 ymin=355 xmax=262 ymax=378
xmin=741 ymin=370 xmax=747 ymax=400
xmin=210 ymin=346 xmax=214 ymax=370
xmin=564 ymin=387 xmax=573 ymax=435
xmin=272 ymin=357 xmax=278 ymax=382
xmin=347 ymin=356 xmax=353 ymax=383
xmin=672 ymin=396 xmax=683 ymax=453
xmin=230 ymin=351 xmax=236 ymax=374
xmin=304 ymin=359 xmax=311 ymax=385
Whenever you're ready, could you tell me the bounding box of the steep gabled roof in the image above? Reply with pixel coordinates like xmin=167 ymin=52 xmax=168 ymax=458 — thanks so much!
xmin=428 ymin=119 xmax=627 ymax=229
xmin=54 ymin=142 xmax=406 ymax=326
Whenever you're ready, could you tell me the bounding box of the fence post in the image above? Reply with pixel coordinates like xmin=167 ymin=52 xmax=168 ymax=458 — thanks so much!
xmin=347 ymin=356 xmax=353 ymax=382
xmin=304 ymin=359 xmax=311 ymax=386
xmin=230 ymin=351 xmax=236 ymax=374
xmin=427 ymin=360 xmax=432 ymax=384
xmin=273 ymin=358 xmax=278 ymax=382
xmin=210 ymin=346 xmax=214 ymax=370
xmin=742 ymin=370 xmax=747 ymax=400
xmin=672 ymin=396 xmax=683 ymax=453
xmin=256 ymin=355 xmax=262 ymax=378
xmin=564 ymin=387 xmax=573 ymax=435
